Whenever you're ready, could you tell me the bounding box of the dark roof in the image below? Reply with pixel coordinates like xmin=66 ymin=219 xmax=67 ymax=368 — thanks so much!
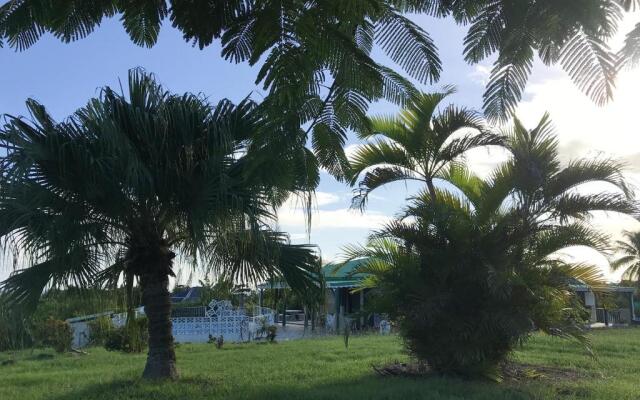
xmin=171 ymin=286 xmax=204 ymax=303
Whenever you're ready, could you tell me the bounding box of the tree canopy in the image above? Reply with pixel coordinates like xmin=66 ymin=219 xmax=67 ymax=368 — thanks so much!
xmin=1 ymin=0 xmax=639 ymax=177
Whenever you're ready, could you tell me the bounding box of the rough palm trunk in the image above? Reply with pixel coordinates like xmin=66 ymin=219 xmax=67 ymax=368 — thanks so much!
xmin=141 ymin=271 xmax=178 ymax=379
xmin=426 ymin=179 xmax=437 ymax=200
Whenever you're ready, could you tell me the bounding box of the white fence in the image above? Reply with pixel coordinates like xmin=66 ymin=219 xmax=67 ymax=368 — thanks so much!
xmin=67 ymin=301 xmax=275 ymax=347
xmin=172 ymin=300 xmax=275 ymax=343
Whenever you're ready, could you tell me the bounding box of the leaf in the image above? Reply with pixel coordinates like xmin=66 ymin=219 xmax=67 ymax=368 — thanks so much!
xmin=559 ymin=31 xmax=616 ymax=106
xmin=375 ymin=7 xmax=441 ymax=84
xmin=483 ymin=57 xmax=533 ymax=122
xmin=617 ymin=22 xmax=640 ymax=69
xmin=120 ymin=0 xmax=167 ymax=48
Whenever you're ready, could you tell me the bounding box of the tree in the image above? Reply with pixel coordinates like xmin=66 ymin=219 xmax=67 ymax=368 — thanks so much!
xmin=0 ymin=70 xmax=321 ymax=379
xmin=0 ymin=0 xmax=441 ymax=180
xmin=610 ymin=230 xmax=640 ymax=283
xmin=340 ymin=114 xmax=636 ymax=377
xmin=348 ymin=88 xmax=503 ymax=208
xmin=1 ymin=1 xmax=638 ymax=124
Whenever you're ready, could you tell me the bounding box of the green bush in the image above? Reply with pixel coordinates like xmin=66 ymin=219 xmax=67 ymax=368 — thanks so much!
xmin=0 ymin=301 xmax=33 ymax=351
xmin=32 ymin=318 xmax=72 ymax=353
xmin=87 ymin=316 xmax=114 ymax=346
xmin=104 ymin=317 xmax=148 ymax=353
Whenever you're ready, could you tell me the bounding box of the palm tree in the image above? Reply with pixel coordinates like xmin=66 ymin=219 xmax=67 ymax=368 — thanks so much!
xmin=610 ymin=231 xmax=640 ymax=283
xmin=340 ymin=114 xmax=636 ymax=377
xmin=0 ymin=70 xmax=321 ymax=379
xmin=348 ymin=88 xmax=503 ymax=209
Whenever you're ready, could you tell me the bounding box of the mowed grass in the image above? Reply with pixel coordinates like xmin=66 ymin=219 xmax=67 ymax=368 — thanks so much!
xmin=1 ymin=329 xmax=640 ymax=400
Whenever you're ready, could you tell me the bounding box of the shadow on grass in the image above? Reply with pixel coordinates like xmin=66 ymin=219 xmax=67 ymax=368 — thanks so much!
xmin=48 ymin=373 xmax=546 ymax=400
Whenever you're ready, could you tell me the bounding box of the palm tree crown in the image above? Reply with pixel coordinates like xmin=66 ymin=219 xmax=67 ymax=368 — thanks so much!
xmin=349 ymin=88 xmax=504 ymax=209
xmin=0 ymin=70 xmax=320 ymax=378
xmin=611 ymin=230 xmax=640 ymax=282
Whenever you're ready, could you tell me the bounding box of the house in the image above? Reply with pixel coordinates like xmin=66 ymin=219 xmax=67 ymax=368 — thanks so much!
xmin=258 ymin=258 xmax=639 ymax=330
xmin=258 ymin=258 xmax=377 ymax=331
xmin=571 ymin=283 xmax=637 ymax=326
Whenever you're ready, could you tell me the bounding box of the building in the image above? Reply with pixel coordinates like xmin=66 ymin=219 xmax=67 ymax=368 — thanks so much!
xmin=258 ymin=259 xmax=639 ymax=330
xmin=572 ymin=283 xmax=637 ymax=326
xmin=258 ymin=258 xmax=377 ymax=331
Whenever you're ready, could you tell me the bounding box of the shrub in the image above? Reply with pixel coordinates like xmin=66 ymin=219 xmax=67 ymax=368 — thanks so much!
xmin=104 ymin=317 xmax=148 ymax=353
xmin=87 ymin=316 xmax=114 ymax=346
xmin=32 ymin=317 xmax=72 ymax=353
xmin=208 ymin=335 xmax=224 ymax=349
xmin=266 ymin=325 xmax=277 ymax=343
xmin=0 ymin=302 xmax=33 ymax=351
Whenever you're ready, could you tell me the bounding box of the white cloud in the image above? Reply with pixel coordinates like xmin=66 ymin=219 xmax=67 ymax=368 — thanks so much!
xmin=277 ymin=207 xmax=390 ymax=229
xmin=344 ymin=143 xmax=361 ymax=157
xmin=468 ymin=64 xmax=491 ymax=86
xmin=515 ymin=69 xmax=640 ymax=163
xmin=280 ymin=191 xmax=341 ymax=210
xmin=288 ymin=233 xmax=309 ymax=240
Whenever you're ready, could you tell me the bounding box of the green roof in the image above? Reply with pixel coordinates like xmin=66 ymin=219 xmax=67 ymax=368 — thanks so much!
xmin=323 ymin=258 xmax=365 ymax=277
xmin=319 ymin=259 xmax=368 ymax=288
xmin=258 ymin=258 xmax=369 ymax=289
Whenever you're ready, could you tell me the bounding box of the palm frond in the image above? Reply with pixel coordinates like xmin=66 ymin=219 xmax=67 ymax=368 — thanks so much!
xmin=559 ymin=31 xmax=616 ymax=106
xmin=483 ymin=57 xmax=533 ymax=122
xmin=375 ymin=7 xmax=441 ymax=84
xmin=617 ymin=22 xmax=640 ymax=69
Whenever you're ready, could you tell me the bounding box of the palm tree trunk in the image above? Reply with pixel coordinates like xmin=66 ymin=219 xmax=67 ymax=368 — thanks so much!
xmin=125 ymin=272 xmax=135 ymax=325
xmin=426 ymin=179 xmax=437 ymax=201
xmin=141 ymin=272 xmax=178 ymax=380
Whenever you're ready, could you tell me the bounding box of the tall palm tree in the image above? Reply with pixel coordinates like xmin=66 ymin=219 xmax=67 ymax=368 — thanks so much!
xmin=348 ymin=88 xmax=503 ymax=209
xmin=0 ymin=70 xmax=320 ymax=379
xmin=340 ymin=114 xmax=636 ymax=377
xmin=610 ymin=230 xmax=640 ymax=283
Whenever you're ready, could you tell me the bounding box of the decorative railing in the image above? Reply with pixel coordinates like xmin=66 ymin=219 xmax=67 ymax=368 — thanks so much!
xmin=170 ymin=300 xmax=275 ymax=342
xmin=596 ymin=308 xmax=623 ymax=325
xmin=171 ymin=306 xmax=206 ymax=318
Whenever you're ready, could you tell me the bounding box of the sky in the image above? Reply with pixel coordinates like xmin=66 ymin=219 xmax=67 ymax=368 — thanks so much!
xmin=1 ymin=12 xmax=639 ymax=284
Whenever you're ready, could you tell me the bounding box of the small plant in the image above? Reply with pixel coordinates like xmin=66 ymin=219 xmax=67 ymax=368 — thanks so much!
xmin=342 ymin=317 xmax=352 ymax=349
xmin=257 ymin=316 xmax=268 ymax=339
xmin=266 ymin=325 xmax=277 ymax=343
xmin=208 ymin=334 xmax=224 ymax=349
xmin=32 ymin=317 xmax=72 ymax=353
xmin=104 ymin=317 xmax=148 ymax=353
xmin=87 ymin=316 xmax=114 ymax=346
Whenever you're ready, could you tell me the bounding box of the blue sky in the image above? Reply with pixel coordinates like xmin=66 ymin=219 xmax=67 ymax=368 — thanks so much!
xmin=2 ymin=13 xmax=639 ymax=283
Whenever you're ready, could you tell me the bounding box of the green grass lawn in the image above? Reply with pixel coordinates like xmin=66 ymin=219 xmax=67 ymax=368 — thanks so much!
xmin=1 ymin=328 xmax=639 ymax=400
